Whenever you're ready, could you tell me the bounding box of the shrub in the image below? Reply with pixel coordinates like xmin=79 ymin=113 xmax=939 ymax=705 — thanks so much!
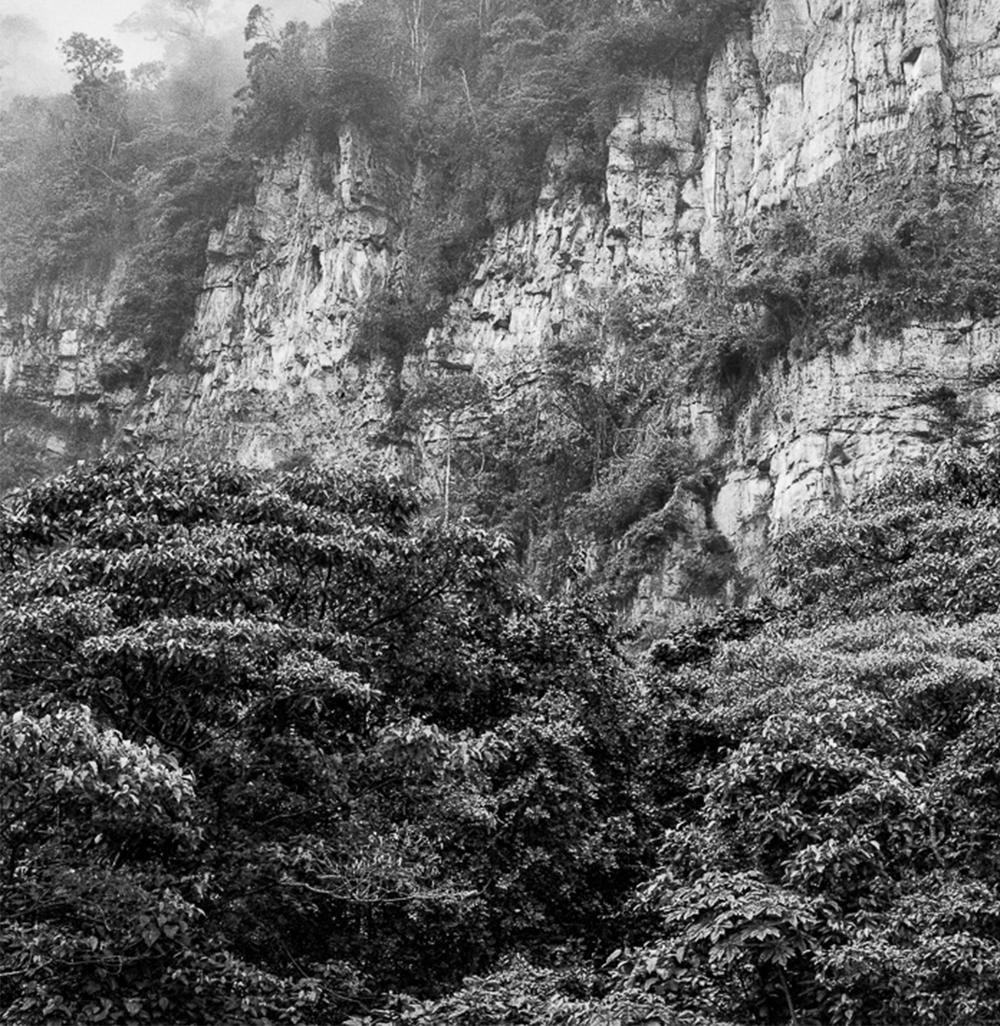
xmin=0 ymin=454 xmax=662 ymax=1020
xmin=772 ymin=443 xmax=1000 ymax=618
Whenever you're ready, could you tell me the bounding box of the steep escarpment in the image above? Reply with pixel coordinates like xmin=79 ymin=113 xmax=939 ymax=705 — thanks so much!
xmin=3 ymin=0 xmax=1000 ymax=623
xmin=418 ymin=0 xmax=1000 ymax=621
xmin=135 ymin=134 xmax=406 ymax=469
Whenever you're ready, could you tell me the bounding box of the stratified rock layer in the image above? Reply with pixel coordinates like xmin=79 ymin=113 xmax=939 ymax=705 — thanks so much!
xmin=3 ymin=0 xmax=1000 ymax=617
xmin=134 ymin=134 xmax=404 ymax=469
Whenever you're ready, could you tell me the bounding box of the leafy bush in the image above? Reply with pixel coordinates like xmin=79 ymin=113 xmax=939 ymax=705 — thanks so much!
xmin=677 ymin=174 xmax=1000 ymax=393
xmin=351 ymin=287 xmax=447 ymax=374
xmin=351 ymin=955 xmax=735 ymax=1025
xmin=0 ymin=454 xmax=666 ymax=1021
xmin=582 ymin=447 xmax=1000 ymax=1024
xmin=619 ymin=607 xmax=1000 ymax=1022
xmin=773 ymin=444 xmax=1000 ymax=618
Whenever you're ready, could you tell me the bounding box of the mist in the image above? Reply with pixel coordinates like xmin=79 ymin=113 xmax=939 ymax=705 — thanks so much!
xmin=0 ymin=0 xmax=329 ymax=110
xmin=0 ymin=13 xmax=65 ymax=104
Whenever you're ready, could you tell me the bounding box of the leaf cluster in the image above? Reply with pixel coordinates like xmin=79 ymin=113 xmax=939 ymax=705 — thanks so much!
xmin=0 ymin=454 xmax=666 ymax=1022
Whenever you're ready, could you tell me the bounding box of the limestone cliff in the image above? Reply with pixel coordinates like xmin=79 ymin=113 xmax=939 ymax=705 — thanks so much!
xmin=138 ymin=134 xmax=405 ymax=469
xmin=427 ymin=0 xmax=1000 ymax=619
xmin=0 ymin=261 xmax=142 ymax=488
xmin=3 ymin=0 xmax=1000 ymax=622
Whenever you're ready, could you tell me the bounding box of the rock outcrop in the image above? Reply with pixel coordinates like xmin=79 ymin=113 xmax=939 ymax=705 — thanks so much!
xmin=134 ymin=134 xmax=405 ymax=469
xmin=0 ymin=262 xmax=145 ymax=486
xmin=3 ymin=0 xmax=1000 ymax=620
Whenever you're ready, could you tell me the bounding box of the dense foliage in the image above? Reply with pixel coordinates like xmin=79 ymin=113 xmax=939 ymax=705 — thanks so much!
xmin=774 ymin=443 xmax=1000 ymax=618
xmin=9 ymin=445 xmax=1000 ymax=1023
xmin=0 ymin=16 xmax=250 ymax=363
xmin=665 ymin=171 xmax=1000 ymax=395
xmin=0 ymin=455 xmax=673 ymax=1023
xmin=349 ymin=445 xmax=1000 ymax=1025
xmin=8 ymin=10 xmax=1000 ymax=1018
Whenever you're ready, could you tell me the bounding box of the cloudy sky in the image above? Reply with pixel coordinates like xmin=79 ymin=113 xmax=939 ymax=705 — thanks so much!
xmin=0 ymin=0 xmax=324 ymax=104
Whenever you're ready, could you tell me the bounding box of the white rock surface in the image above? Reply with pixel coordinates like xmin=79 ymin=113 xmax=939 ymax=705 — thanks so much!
xmin=4 ymin=0 xmax=1000 ymax=614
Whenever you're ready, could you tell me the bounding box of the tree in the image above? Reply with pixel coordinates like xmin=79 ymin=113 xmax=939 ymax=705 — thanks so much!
xmin=58 ymin=33 xmax=125 ymax=89
xmin=118 ymin=0 xmax=211 ymax=41
xmin=59 ymin=33 xmax=127 ymax=112
xmin=235 ymin=9 xmax=319 ymax=152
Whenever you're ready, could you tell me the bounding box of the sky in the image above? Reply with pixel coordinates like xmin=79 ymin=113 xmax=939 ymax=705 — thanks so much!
xmin=0 ymin=0 xmax=326 ymax=105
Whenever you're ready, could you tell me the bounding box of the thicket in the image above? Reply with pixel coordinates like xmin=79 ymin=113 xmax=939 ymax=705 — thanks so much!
xmin=0 ymin=24 xmax=251 ymax=369
xmin=6 ymin=439 xmax=1000 ymax=1025
xmin=9 ymin=447 xmax=1000 ymax=1022
xmin=107 ymin=148 xmax=253 ymax=364
xmin=0 ymin=455 xmax=673 ymax=1024
xmin=349 ymin=444 xmax=1000 ymax=1025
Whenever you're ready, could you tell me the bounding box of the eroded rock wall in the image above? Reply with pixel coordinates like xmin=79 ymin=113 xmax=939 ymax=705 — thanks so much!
xmin=129 ymin=133 xmax=406 ymax=469
xmin=422 ymin=0 xmax=1000 ymax=618
xmin=0 ymin=263 xmax=144 ymax=484
xmin=4 ymin=0 xmax=1000 ymax=619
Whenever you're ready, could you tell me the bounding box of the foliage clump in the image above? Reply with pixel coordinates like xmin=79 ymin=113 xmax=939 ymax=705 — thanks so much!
xmin=0 ymin=454 xmax=666 ymax=1023
xmin=106 ymin=149 xmax=253 ymax=364
xmin=774 ymin=442 xmax=1000 ymax=618
xmin=0 ymin=25 xmax=251 ymax=368
xmin=401 ymin=280 xmax=716 ymax=601
xmin=666 ymin=174 xmax=1000 ymax=394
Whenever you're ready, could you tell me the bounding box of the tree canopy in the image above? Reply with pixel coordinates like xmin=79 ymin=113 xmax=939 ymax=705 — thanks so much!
xmin=0 ymin=454 xmax=662 ymax=1023
xmin=9 ymin=446 xmax=1000 ymax=1023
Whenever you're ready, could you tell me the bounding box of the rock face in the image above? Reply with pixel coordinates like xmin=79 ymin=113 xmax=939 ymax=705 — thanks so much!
xmin=433 ymin=0 xmax=1000 ymax=370
xmin=134 ymin=134 xmax=405 ymax=470
xmin=3 ymin=0 xmax=1000 ymax=616
xmin=715 ymin=319 xmax=1000 ymax=579
xmin=424 ymin=0 xmax=1000 ymax=615
xmin=0 ymin=264 xmax=144 ymax=486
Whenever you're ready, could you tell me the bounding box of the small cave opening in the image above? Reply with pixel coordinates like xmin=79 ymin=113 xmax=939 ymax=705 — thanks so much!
xmin=901 ymin=45 xmax=923 ymax=81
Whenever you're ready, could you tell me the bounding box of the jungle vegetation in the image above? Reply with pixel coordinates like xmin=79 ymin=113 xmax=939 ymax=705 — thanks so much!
xmin=4 ymin=448 xmax=1000 ymax=1023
